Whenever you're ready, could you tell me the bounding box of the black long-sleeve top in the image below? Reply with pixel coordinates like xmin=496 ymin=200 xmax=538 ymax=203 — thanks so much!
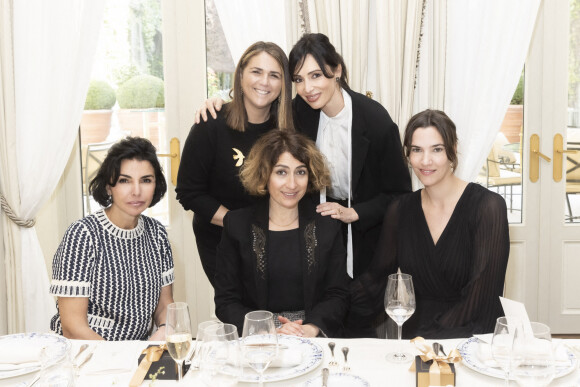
xmin=349 ymin=183 xmax=510 ymax=339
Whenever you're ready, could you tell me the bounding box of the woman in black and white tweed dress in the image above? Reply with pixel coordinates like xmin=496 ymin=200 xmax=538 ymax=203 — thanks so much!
xmin=49 ymin=137 xmax=175 ymax=341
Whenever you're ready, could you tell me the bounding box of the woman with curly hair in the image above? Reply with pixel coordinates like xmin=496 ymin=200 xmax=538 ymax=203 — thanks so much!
xmin=214 ymin=130 xmax=350 ymax=338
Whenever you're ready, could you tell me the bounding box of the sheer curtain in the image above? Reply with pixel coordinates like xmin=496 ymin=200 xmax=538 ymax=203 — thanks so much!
xmin=307 ymin=0 xmax=370 ymax=93
xmin=213 ymin=0 xmax=289 ymax=61
xmin=445 ymin=0 xmax=541 ymax=181
xmin=1 ymin=0 xmax=105 ymax=332
xmin=371 ymin=0 xmax=425 ymax=130
xmin=0 ymin=0 xmax=21 ymax=333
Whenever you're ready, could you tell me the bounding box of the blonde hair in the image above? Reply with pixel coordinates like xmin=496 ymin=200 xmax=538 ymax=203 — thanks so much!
xmin=240 ymin=130 xmax=330 ymax=196
xmin=226 ymin=42 xmax=294 ymax=132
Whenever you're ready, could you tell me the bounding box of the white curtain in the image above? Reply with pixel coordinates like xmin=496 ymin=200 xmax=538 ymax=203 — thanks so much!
xmin=307 ymin=0 xmax=370 ymax=93
xmin=213 ymin=0 xmax=289 ymax=61
xmin=371 ymin=0 xmax=425 ymax=131
xmin=445 ymin=0 xmax=541 ymax=181
xmin=5 ymin=0 xmax=105 ymax=332
xmin=414 ymin=0 xmax=446 ymax=113
xmin=412 ymin=0 xmax=447 ymax=190
xmin=0 ymin=0 xmax=22 ymax=333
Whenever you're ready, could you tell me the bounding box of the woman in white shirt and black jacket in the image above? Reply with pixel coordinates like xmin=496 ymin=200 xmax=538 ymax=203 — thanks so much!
xmin=289 ymin=33 xmax=412 ymax=283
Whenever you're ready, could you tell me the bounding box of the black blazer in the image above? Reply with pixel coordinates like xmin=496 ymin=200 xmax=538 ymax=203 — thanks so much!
xmin=214 ymin=197 xmax=350 ymax=337
xmin=293 ymin=89 xmax=412 ymax=277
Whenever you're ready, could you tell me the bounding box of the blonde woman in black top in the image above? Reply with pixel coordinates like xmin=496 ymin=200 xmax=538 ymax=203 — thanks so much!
xmin=176 ymin=42 xmax=294 ymax=286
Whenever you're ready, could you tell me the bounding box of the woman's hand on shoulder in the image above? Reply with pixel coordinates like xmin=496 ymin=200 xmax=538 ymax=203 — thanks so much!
xmin=194 ymin=97 xmax=225 ymax=124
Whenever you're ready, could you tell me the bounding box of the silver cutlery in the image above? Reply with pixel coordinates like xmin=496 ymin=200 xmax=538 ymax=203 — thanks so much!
xmin=322 ymin=367 xmax=329 ymax=387
xmin=433 ymin=342 xmax=447 ymax=357
xmin=341 ymin=346 xmax=350 ymax=372
xmin=327 ymin=342 xmax=337 ymax=367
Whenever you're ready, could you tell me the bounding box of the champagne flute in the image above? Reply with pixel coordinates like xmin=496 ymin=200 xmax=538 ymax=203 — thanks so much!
xmin=166 ymin=302 xmax=193 ymax=382
xmin=199 ymin=323 xmax=242 ymax=387
xmin=513 ymin=322 xmax=555 ymax=386
xmin=384 ymin=273 xmax=416 ymax=362
xmin=492 ymin=316 xmax=523 ymax=386
xmin=241 ymin=310 xmax=278 ymax=386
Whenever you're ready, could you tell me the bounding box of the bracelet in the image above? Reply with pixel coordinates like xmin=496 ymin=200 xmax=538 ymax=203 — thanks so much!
xmin=158 ymin=323 xmax=166 ymax=328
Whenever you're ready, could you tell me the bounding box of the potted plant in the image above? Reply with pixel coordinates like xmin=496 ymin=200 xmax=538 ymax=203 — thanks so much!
xmin=116 ymin=75 xmax=165 ymax=147
xmin=80 ymin=80 xmax=116 ymax=146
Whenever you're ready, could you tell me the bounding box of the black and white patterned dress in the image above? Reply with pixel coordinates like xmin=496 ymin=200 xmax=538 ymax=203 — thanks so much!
xmin=49 ymin=209 xmax=174 ymax=341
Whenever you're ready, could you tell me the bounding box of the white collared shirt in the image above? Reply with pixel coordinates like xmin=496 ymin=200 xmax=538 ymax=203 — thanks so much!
xmin=316 ymin=89 xmax=352 ymax=200
xmin=316 ymin=88 xmax=355 ymax=278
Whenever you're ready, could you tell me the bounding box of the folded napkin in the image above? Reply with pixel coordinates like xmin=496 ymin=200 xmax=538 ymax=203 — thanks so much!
xmin=81 ymin=341 xmax=142 ymax=375
xmin=269 ymin=348 xmax=302 ymax=368
xmin=241 ymin=348 xmax=302 ymax=369
xmin=0 ymin=344 xmax=42 ymax=371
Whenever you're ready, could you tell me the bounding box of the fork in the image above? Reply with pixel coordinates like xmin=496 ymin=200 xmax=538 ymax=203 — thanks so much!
xmin=341 ymin=347 xmax=350 ymax=372
xmin=327 ymin=342 xmax=338 ymax=367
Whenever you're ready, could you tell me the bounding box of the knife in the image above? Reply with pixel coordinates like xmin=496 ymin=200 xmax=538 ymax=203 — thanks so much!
xmin=322 ymin=367 xmax=329 ymax=387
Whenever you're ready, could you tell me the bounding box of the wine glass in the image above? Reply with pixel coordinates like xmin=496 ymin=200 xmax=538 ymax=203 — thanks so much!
xmin=199 ymin=323 xmax=243 ymax=386
xmin=190 ymin=320 xmax=224 ymax=369
xmin=513 ymin=322 xmax=555 ymax=386
xmin=384 ymin=273 xmax=416 ymax=362
xmin=491 ymin=316 xmax=524 ymax=386
xmin=241 ymin=310 xmax=279 ymax=386
xmin=166 ymin=302 xmax=193 ymax=382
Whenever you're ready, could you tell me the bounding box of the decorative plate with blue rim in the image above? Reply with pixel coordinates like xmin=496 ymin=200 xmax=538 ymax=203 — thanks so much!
xmin=304 ymin=372 xmax=370 ymax=387
xmin=240 ymin=335 xmax=323 ymax=383
xmin=0 ymin=332 xmax=70 ymax=380
xmin=458 ymin=336 xmax=578 ymax=380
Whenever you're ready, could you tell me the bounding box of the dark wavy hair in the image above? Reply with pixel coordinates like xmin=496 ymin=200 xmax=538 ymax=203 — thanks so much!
xmin=403 ymin=109 xmax=459 ymax=170
xmin=240 ymin=130 xmax=330 ymax=196
xmin=289 ymin=33 xmax=349 ymax=90
xmin=89 ymin=137 xmax=167 ymax=207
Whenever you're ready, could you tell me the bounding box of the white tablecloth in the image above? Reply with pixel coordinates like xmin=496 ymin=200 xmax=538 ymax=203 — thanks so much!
xmin=3 ymin=337 xmax=580 ymax=386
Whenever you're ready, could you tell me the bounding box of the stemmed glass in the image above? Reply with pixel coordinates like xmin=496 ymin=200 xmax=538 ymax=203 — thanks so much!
xmin=513 ymin=322 xmax=555 ymax=386
xmin=491 ymin=316 xmax=524 ymax=386
xmin=241 ymin=310 xmax=279 ymax=386
xmin=199 ymin=323 xmax=243 ymax=387
xmin=166 ymin=302 xmax=193 ymax=382
xmin=384 ymin=273 xmax=416 ymax=362
xmin=190 ymin=320 xmax=224 ymax=369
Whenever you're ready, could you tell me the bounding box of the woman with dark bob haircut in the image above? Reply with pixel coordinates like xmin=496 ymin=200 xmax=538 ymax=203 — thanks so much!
xmin=50 ymin=137 xmax=175 ymax=341
xmin=349 ymin=109 xmax=510 ymax=339
xmin=214 ymin=130 xmax=350 ymax=338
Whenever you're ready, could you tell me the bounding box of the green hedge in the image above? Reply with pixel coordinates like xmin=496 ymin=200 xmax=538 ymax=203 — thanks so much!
xmin=84 ymin=80 xmax=116 ymax=110
xmin=116 ymin=75 xmax=165 ymax=109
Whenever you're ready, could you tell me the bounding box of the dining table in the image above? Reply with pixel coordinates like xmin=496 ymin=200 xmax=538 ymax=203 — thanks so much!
xmin=3 ymin=336 xmax=580 ymax=386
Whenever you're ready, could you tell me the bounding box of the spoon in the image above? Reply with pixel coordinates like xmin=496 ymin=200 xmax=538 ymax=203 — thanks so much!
xmin=322 ymin=367 xmax=329 ymax=387
xmin=341 ymin=347 xmax=350 ymax=372
xmin=327 ymin=342 xmax=337 ymax=366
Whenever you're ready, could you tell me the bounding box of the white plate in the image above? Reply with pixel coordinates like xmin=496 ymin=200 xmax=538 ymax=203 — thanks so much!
xmin=458 ymin=336 xmax=578 ymax=380
xmin=0 ymin=333 xmax=70 ymax=380
xmin=303 ymin=372 xmax=370 ymax=387
xmin=240 ymin=335 xmax=323 ymax=383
